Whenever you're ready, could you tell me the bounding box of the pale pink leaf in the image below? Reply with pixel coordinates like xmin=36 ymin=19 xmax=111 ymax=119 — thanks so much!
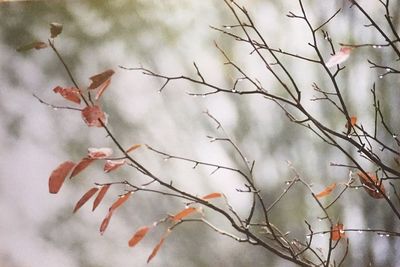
xmin=87 ymin=147 xmax=113 ymax=159
xmin=325 ymin=47 xmax=352 ymax=68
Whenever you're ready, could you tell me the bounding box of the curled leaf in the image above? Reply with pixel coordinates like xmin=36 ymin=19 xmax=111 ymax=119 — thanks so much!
xmin=332 ymin=223 xmax=346 ymax=241
xmin=128 ymin=226 xmax=151 ymax=247
xmin=104 ymin=159 xmax=126 ymax=173
xmin=95 ymin=78 xmax=111 ymax=101
xmin=48 ymin=161 xmax=75 ymax=194
xmin=171 ymin=207 xmax=197 ymax=221
xmin=357 ymin=171 xmax=386 ymax=199
xmin=53 ymin=86 xmax=81 ymax=104
xmin=88 ymin=147 xmax=113 ymax=159
xmin=126 ymin=144 xmax=141 ymax=154
xmin=92 ymin=184 xmax=111 ymax=211
xmin=17 ymin=41 xmax=47 ymax=52
xmin=73 ymin=187 xmax=99 ymax=213
xmin=81 ymin=105 xmax=107 ymax=127
xmin=50 ymin=22 xmax=63 ymax=38
xmin=315 ymin=183 xmax=337 ymax=198
xmin=70 ymin=157 xmax=94 ymax=178
xmin=326 ymin=47 xmax=352 ymax=68
xmin=202 ymin=192 xmax=223 ymax=200
xmin=88 ymin=69 xmax=115 ymax=90
xmin=147 ymin=230 xmax=170 ymax=263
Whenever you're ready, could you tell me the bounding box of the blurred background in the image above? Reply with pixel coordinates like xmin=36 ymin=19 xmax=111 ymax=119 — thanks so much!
xmin=1 ymin=0 xmax=399 ymax=266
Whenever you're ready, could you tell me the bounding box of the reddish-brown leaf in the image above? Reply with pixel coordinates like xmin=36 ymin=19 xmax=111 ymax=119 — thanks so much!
xmin=109 ymin=192 xmax=133 ymax=212
xmin=81 ymin=105 xmax=107 ymax=127
xmin=95 ymin=78 xmax=111 ymax=101
xmin=92 ymin=184 xmax=111 ymax=211
xmin=88 ymin=69 xmax=115 ymax=90
xmin=87 ymin=147 xmax=113 ymax=159
xmin=315 ymin=183 xmax=337 ymax=199
xmin=326 ymin=47 xmax=352 ymax=68
xmin=70 ymin=157 xmax=94 ymax=178
xmin=171 ymin=207 xmax=197 ymax=221
xmin=345 ymin=116 xmax=357 ymax=129
xmin=100 ymin=210 xmax=113 ymax=235
xmin=126 ymin=144 xmax=141 ymax=154
xmin=332 ymin=223 xmax=346 ymax=241
xmin=73 ymin=187 xmax=99 ymax=213
xmin=357 ymin=171 xmax=386 ymax=199
xmin=104 ymin=159 xmax=126 ymax=173
xmin=128 ymin=226 xmax=151 ymax=247
xmin=147 ymin=230 xmax=170 ymax=263
xmin=202 ymin=192 xmax=223 ymax=200
xmin=48 ymin=161 xmax=75 ymax=194
xmin=53 ymin=86 xmax=81 ymax=104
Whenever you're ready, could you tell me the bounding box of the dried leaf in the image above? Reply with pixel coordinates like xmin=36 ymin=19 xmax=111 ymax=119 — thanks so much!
xmin=128 ymin=226 xmax=150 ymax=247
xmin=81 ymin=105 xmax=107 ymax=127
xmin=345 ymin=116 xmax=357 ymax=129
xmin=357 ymin=171 xmax=386 ymax=199
xmin=104 ymin=159 xmax=126 ymax=173
xmin=73 ymin=187 xmax=99 ymax=213
xmin=332 ymin=223 xmax=346 ymax=241
xmin=109 ymin=192 xmax=133 ymax=212
xmin=147 ymin=230 xmax=170 ymax=263
xmin=53 ymin=86 xmax=81 ymax=104
xmin=95 ymin=78 xmax=111 ymax=101
xmin=48 ymin=161 xmax=75 ymax=194
xmin=126 ymin=144 xmax=141 ymax=154
xmin=202 ymin=192 xmax=223 ymax=200
xmin=315 ymin=183 xmax=337 ymax=198
xmin=92 ymin=184 xmax=111 ymax=211
xmin=326 ymin=47 xmax=352 ymax=68
xmin=17 ymin=41 xmax=47 ymax=52
xmin=100 ymin=210 xmax=113 ymax=235
xmin=70 ymin=157 xmax=95 ymax=178
xmin=171 ymin=207 xmax=197 ymax=221
xmin=88 ymin=69 xmax=115 ymax=90
xmin=50 ymin=22 xmax=63 ymax=38
xmin=87 ymin=147 xmax=113 ymax=159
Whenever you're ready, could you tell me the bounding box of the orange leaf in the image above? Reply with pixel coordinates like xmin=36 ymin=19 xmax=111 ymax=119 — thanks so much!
xmin=315 ymin=183 xmax=337 ymax=198
xmin=81 ymin=105 xmax=107 ymax=127
xmin=53 ymin=86 xmax=81 ymax=104
xmin=326 ymin=47 xmax=352 ymax=68
xmin=128 ymin=226 xmax=150 ymax=247
xmin=92 ymin=184 xmax=111 ymax=211
xmin=202 ymin=192 xmax=223 ymax=200
xmin=147 ymin=230 xmax=170 ymax=263
xmin=332 ymin=223 xmax=346 ymax=241
xmin=95 ymin=78 xmax=111 ymax=101
xmin=109 ymin=192 xmax=133 ymax=212
xmin=70 ymin=157 xmax=94 ymax=178
xmin=73 ymin=187 xmax=99 ymax=213
xmin=104 ymin=159 xmax=126 ymax=173
xmin=357 ymin=171 xmax=386 ymax=199
xmin=126 ymin=144 xmax=141 ymax=154
xmin=87 ymin=147 xmax=113 ymax=159
xmin=171 ymin=207 xmax=197 ymax=221
xmin=100 ymin=210 xmax=113 ymax=235
xmin=345 ymin=116 xmax=357 ymax=129
xmin=88 ymin=69 xmax=115 ymax=90
xmin=48 ymin=161 xmax=75 ymax=194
